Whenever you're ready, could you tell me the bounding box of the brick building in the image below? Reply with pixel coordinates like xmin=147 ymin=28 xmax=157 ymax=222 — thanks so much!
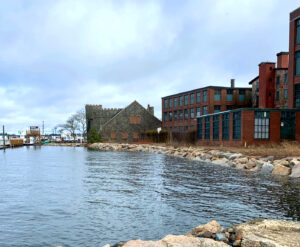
xmin=161 ymin=81 xmax=252 ymax=132
xmin=288 ymin=7 xmax=300 ymax=109
xmin=86 ymin=101 xmax=161 ymax=142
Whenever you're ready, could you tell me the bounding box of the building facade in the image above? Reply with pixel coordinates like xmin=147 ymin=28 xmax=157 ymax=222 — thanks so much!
xmin=86 ymin=101 xmax=161 ymax=142
xmin=162 ymin=82 xmax=252 ymax=132
xmin=288 ymin=7 xmax=300 ymax=109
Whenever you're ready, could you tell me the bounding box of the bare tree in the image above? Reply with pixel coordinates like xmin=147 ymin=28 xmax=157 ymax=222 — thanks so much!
xmin=74 ymin=108 xmax=87 ymax=141
xmin=59 ymin=115 xmax=79 ymax=141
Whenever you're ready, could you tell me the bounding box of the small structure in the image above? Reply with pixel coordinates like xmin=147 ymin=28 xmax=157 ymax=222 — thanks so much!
xmin=86 ymin=101 xmax=161 ymax=142
xmin=26 ymin=126 xmax=41 ymax=145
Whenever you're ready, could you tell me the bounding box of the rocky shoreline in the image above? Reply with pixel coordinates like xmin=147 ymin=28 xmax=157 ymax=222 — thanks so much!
xmin=102 ymin=218 xmax=300 ymax=247
xmin=88 ymin=143 xmax=300 ymax=178
xmin=44 ymin=142 xmax=86 ymax=147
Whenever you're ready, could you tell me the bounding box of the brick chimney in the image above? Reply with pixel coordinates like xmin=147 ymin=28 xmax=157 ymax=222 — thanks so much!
xmin=276 ymin=52 xmax=289 ymax=69
xmin=147 ymin=104 xmax=154 ymax=115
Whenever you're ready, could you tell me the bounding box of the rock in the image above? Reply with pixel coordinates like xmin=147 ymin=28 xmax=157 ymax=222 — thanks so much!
xmin=102 ymin=245 xmax=111 ymax=247
xmin=201 ymin=153 xmax=213 ymax=160
xmin=261 ymin=156 xmax=274 ymax=162
xmin=123 ymin=235 xmax=230 ymax=247
xmin=290 ymin=159 xmax=300 ymax=167
xmin=236 ymin=157 xmax=248 ymax=164
xmin=233 ymin=218 xmax=300 ymax=247
xmin=290 ymin=164 xmax=300 ymax=178
xmin=272 ymin=164 xmax=291 ymax=176
xmin=234 ymin=163 xmax=245 ymax=170
xmin=229 ymin=153 xmax=243 ymax=160
xmin=261 ymin=163 xmax=274 ymax=174
xmin=232 ymin=240 xmax=241 ymax=246
xmin=278 ymin=160 xmax=290 ymax=167
xmin=198 ymin=231 xmax=213 ymax=238
xmin=211 ymin=158 xmax=229 ymax=165
xmin=215 ymin=233 xmax=227 ymax=241
xmin=244 ymin=161 xmax=256 ymax=170
xmin=191 ymin=220 xmax=222 ymax=236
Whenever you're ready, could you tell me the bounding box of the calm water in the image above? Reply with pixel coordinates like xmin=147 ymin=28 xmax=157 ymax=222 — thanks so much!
xmin=0 ymin=146 xmax=299 ymax=247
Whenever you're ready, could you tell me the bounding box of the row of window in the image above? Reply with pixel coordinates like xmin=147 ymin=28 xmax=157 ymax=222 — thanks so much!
xmin=296 ymin=84 xmax=300 ymax=109
xmin=111 ymin=132 xmax=139 ymax=139
xmin=275 ymin=73 xmax=288 ymax=86
xmin=275 ymin=89 xmax=288 ymax=101
xmin=197 ymin=111 xmax=270 ymax=141
xmin=296 ymin=18 xmax=300 ymax=45
xmin=164 ymin=89 xmax=246 ymax=109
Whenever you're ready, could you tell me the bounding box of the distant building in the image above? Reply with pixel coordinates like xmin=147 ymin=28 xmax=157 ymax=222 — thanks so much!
xmin=86 ymin=101 xmax=161 ymax=142
xmin=161 ymin=81 xmax=252 ymax=133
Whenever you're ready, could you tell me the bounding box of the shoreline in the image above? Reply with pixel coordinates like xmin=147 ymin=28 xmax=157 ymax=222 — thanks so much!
xmin=88 ymin=142 xmax=300 ymax=179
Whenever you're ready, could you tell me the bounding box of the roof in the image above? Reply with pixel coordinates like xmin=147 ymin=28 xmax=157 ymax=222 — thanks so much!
xmin=276 ymin=52 xmax=289 ymax=56
xmin=258 ymin=62 xmax=275 ymax=66
xmin=162 ymin=85 xmax=251 ymax=99
xmin=248 ymin=75 xmax=259 ymax=85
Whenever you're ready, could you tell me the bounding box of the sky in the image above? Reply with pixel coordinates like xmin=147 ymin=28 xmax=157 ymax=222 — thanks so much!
xmin=0 ymin=0 xmax=299 ymax=133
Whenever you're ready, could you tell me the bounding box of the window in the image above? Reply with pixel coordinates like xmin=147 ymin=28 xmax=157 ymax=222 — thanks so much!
xmin=164 ymin=112 xmax=168 ymax=122
xmin=203 ymin=106 xmax=208 ymax=115
xmin=233 ymin=112 xmax=241 ymax=140
xmin=197 ymin=118 xmax=203 ymax=139
xmin=296 ymin=51 xmax=300 ymax=76
xmin=169 ymin=98 xmax=173 ymax=108
xmin=196 ymin=92 xmax=201 ymax=103
xmin=222 ymin=113 xmax=229 ymax=140
xmin=184 ymin=95 xmax=188 ymax=105
xmin=204 ymin=117 xmax=210 ymax=140
xmin=203 ymin=90 xmax=208 ymax=102
xmin=169 ymin=111 xmax=173 ymax=121
xmin=226 ymin=89 xmax=233 ymax=101
xmin=184 ymin=126 xmax=188 ymax=133
xmin=297 ymin=19 xmax=300 ymax=45
xmin=196 ymin=107 xmax=201 ymax=117
xmin=214 ymin=105 xmax=221 ymax=113
xmin=238 ymin=90 xmax=245 ymax=102
xmin=164 ymin=99 xmax=168 ymax=108
xmin=179 ymin=126 xmax=183 ymax=133
xmin=174 ymin=111 xmax=178 ymax=120
xmin=179 ymin=110 xmax=183 ymax=120
xmin=130 ymin=115 xmax=141 ymax=124
xmin=214 ymin=89 xmax=221 ymax=101
xmin=111 ymin=132 xmax=116 ymax=139
xmin=190 ymin=94 xmax=194 ymax=104
xmin=213 ymin=115 xmax=219 ymax=140
xmin=295 ymin=84 xmax=300 ymax=108
xmin=276 ymin=90 xmax=280 ymax=101
xmin=254 ymin=111 xmax=270 ymax=139
xmin=174 ymin=97 xmax=178 ymax=107
xmin=284 ymin=89 xmax=288 ymax=100
xmin=190 ymin=108 xmax=194 ymax=118
xmin=179 ymin=96 xmax=183 ymax=106
xmin=227 ymin=105 xmax=234 ymax=110
xmin=133 ymin=132 xmax=139 ymax=139
xmin=184 ymin=109 xmax=189 ymax=119
xmin=276 ymin=76 xmax=280 ymax=86
xmin=284 ymin=73 xmax=288 ymax=84
xmin=122 ymin=132 xmax=128 ymax=139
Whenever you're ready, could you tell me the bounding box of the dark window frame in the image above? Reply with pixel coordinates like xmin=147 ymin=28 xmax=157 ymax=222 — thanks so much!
xmin=197 ymin=118 xmax=203 ymax=140
xmin=296 ymin=18 xmax=300 ymax=45
xmin=203 ymin=90 xmax=208 ymax=102
xmin=296 ymin=51 xmax=300 ymax=76
xmin=214 ymin=89 xmax=221 ymax=102
xmin=190 ymin=93 xmax=194 ymax=104
xmin=213 ymin=115 xmax=219 ymax=140
xmin=174 ymin=97 xmax=178 ymax=107
xmin=254 ymin=111 xmax=270 ymax=140
xmin=190 ymin=108 xmax=194 ymax=118
xmin=196 ymin=92 xmax=201 ymax=103
xmin=164 ymin=99 xmax=168 ymax=109
xmin=179 ymin=96 xmax=183 ymax=106
xmin=184 ymin=95 xmax=188 ymax=105
xmin=204 ymin=117 xmax=210 ymax=140
xmin=233 ymin=112 xmax=241 ymax=140
xmin=164 ymin=112 xmax=168 ymax=122
xmin=222 ymin=113 xmax=229 ymax=140
xmin=184 ymin=109 xmax=189 ymax=120
xmin=174 ymin=110 xmax=178 ymax=121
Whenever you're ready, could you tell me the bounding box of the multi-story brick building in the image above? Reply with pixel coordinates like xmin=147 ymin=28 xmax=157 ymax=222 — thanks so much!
xmin=288 ymin=7 xmax=300 ymax=109
xmin=162 ymin=81 xmax=252 ymax=132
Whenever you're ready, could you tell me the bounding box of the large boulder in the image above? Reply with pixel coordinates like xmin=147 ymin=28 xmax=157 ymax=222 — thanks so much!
xmin=272 ymin=164 xmax=291 ymax=176
xmin=261 ymin=163 xmax=274 ymax=174
xmin=190 ymin=220 xmax=222 ymax=236
xmin=290 ymin=164 xmax=300 ymax=178
xmin=233 ymin=218 xmax=300 ymax=247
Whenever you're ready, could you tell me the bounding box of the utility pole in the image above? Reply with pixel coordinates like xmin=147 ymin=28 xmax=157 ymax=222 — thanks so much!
xmin=2 ymin=125 xmax=5 ymax=150
xmin=42 ymin=121 xmax=44 ymax=136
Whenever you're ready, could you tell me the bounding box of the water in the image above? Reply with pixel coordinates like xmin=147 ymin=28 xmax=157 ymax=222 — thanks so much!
xmin=0 ymin=146 xmax=299 ymax=247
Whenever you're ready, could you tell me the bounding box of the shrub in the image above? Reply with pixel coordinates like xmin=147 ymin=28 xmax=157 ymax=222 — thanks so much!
xmin=88 ymin=128 xmax=103 ymax=144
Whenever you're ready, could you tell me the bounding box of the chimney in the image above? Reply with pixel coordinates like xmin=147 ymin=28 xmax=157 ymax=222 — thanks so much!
xmin=276 ymin=52 xmax=289 ymax=69
xmin=147 ymin=104 xmax=154 ymax=115
xmin=230 ymin=79 xmax=235 ymax=88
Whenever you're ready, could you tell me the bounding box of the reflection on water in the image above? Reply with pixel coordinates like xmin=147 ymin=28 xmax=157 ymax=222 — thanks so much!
xmin=0 ymin=146 xmax=299 ymax=247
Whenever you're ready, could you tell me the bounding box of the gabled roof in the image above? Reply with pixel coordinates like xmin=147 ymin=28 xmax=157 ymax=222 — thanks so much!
xmin=248 ymin=75 xmax=259 ymax=85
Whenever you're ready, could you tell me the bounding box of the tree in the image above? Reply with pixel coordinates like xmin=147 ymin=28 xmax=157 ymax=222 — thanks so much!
xmin=88 ymin=127 xmax=102 ymax=144
xmin=74 ymin=108 xmax=87 ymax=141
xmin=59 ymin=115 xmax=79 ymax=141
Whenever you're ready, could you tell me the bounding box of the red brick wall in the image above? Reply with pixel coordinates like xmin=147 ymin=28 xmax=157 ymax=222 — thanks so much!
xmin=259 ymin=63 xmax=276 ymax=108
xmin=296 ymin=112 xmax=300 ymax=141
xmin=277 ymin=53 xmax=289 ymax=69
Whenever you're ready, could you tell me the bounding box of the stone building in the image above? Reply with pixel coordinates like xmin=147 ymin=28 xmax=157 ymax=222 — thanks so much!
xmin=86 ymin=101 xmax=161 ymax=142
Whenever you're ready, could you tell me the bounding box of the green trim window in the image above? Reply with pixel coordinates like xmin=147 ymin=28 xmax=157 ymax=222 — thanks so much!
xmin=284 ymin=89 xmax=288 ymax=99
xmin=213 ymin=115 xmax=219 ymax=140
xmin=196 ymin=92 xmax=201 ymax=103
xmin=214 ymin=89 xmax=221 ymax=101
xmin=169 ymin=112 xmax=173 ymax=121
xmin=190 ymin=93 xmax=194 ymax=104
xmin=174 ymin=97 xmax=178 ymax=107
xmin=169 ymin=98 xmax=173 ymax=108
xmin=296 ymin=51 xmax=300 ymax=76
xmin=254 ymin=111 xmax=270 ymax=139
xmin=203 ymin=106 xmax=208 ymax=115
xmin=296 ymin=19 xmax=300 ymax=45
xmin=205 ymin=117 xmax=210 ymax=140
xmin=184 ymin=109 xmax=189 ymax=119
xmin=284 ymin=73 xmax=288 ymax=84
xmin=226 ymin=89 xmax=233 ymax=101
xmin=179 ymin=110 xmax=183 ymax=120
xmin=203 ymin=90 xmax=208 ymax=102
xmin=174 ymin=111 xmax=178 ymax=120
xmin=222 ymin=113 xmax=229 ymax=140
xmin=164 ymin=99 xmax=168 ymax=108
xmin=295 ymin=84 xmax=300 ymax=108
xmin=233 ymin=112 xmax=241 ymax=140
xmin=184 ymin=95 xmax=188 ymax=105
xmin=214 ymin=105 xmax=221 ymax=113
xmin=276 ymin=76 xmax=280 ymax=86
xmin=190 ymin=108 xmax=194 ymax=118
xmin=164 ymin=112 xmax=168 ymax=122
xmin=238 ymin=90 xmax=245 ymax=102
xmin=196 ymin=107 xmax=201 ymax=117
xmin=179 ymin=96 xmax=183 ymax=106
xmin=197 ymin=118 xmax=203 ymax=139
xmin=276 ymin=90 xmax=279 ymax=101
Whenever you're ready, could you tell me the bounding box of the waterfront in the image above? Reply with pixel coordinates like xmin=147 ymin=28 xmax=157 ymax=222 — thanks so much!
xmin=0 ymin=146 xmax=299 ymax=247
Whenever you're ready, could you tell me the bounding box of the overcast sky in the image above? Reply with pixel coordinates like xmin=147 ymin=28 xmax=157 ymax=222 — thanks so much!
xmin=1 ymin=0 xmax=299 ymax=133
